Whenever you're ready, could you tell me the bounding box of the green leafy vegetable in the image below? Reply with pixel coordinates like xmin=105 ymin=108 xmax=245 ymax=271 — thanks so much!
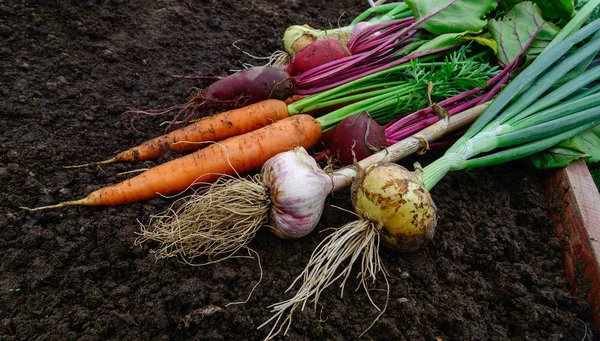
xmin=499 ymin=0 xmax=575 ymax=21
xmin=412 ymin=32 xmax=467 ymax=54
xmin=531 ymin=125 xmax=600 ymax=168
xmin=535 ymin=0 xmax=575 ymax=20
xmin=488 ymin=2 xmax=560 ymax=66
xmin=405 ymin=0 xmax=499 ymax=34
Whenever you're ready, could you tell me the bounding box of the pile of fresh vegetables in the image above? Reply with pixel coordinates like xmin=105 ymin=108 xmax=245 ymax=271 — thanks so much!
xmin=20 ymin=0 xmax=600 ymax=339
xmin=260 ymin=6 xmax=600 ymax=338
xmin=135 ymin=105 xmax=486 ymax=264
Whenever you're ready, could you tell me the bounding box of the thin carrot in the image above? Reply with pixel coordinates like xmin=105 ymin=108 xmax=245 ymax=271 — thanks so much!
xmin=23 ymin=115 xmax=321 ymax=210
xmin=65 ymin=99 xmax=289 ymax=168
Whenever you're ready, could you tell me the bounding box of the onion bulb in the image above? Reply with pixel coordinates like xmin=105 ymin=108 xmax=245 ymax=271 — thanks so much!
xmin=351 ymin=163 xmax=437 ymax=252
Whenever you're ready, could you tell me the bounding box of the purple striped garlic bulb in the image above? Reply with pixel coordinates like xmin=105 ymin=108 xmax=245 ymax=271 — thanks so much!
xmin=261 ymin=147 xmax=333 ymax=239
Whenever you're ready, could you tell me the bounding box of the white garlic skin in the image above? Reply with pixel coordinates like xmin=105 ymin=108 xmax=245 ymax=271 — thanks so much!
xmin=262 ymin=147 xmax=333 ymax=239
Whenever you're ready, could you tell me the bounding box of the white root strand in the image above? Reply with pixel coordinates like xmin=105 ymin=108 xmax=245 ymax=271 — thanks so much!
xmin=259 ymin=219 xmax=387 ymax=340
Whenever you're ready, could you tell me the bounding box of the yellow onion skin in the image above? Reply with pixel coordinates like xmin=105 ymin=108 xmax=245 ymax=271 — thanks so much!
xmin=283 ymin=25 xmax=318 ymax=56
xmin=351 ymin=163 xmax=437 ymax=252
xmin=283 ymin=25 xmax=354 ymax=55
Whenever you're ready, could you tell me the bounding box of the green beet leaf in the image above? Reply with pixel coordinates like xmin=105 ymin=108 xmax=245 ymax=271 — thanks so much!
xmin=411 ymin=32 xmax=466 ymax=55
xmin=531 ymin=126 xmax=600 ymax=169
xmin=405 ymin=0 xmax=498 ymax=35
xmin=488 ymin=2 xmax=560 ymax=67
xmin=499 ymin=0 xmax=574 ymax=21
xmin=535 ymin=0 xmax=574 ymax=20
xmin=530 ymin=147 xmax=589 ymax=168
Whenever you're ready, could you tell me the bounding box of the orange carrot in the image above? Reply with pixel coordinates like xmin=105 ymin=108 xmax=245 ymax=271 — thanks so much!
xmin=66 ymin=99 xmax=289 ymax=168
xmin=284 ymin=94 xmax=310 ymax=105
xmin=24 ymin=115 xmax=322 ymax=210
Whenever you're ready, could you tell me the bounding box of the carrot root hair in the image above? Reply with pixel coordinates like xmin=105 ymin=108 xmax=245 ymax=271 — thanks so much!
xmin=134 ymin=174 xmax=270 ymax=266
xmin=120 ymin=91 xmax=207 ymax=133
xmin=121 ymin=89 xmax=257 ymax=133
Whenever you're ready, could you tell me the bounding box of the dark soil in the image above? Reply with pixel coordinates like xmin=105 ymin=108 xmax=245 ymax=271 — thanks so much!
xmin=0 ymin=1 xmax=594 ymax=340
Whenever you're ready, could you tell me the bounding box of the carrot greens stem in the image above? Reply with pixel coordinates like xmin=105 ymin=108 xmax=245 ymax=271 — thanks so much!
xmin=290 ymin=52 xmax=498 ymax=132
xmin=287 ymin=59 xmax=444 ymax=114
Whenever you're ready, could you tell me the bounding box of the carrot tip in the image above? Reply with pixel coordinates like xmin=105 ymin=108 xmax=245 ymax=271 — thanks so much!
xmin=63 ymin=163 xmax=90 ymax=169
xmin=20 ymin=198 xmax=89 ymax=211
xmin=63 ymin=157 xmax=118 ymax=169
xmin=20 ymin=203 xmax=68 ymax=211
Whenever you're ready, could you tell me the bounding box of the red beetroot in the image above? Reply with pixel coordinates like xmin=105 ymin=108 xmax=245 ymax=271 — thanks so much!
xmin=205 ymin=66 xmax=293 ymax=104
xmin=328 ymin=112 xmax=387 ymax=166
xmin=122 ymin=66 xmax=293 ymax=131
xmin=286 ymin=39 xmax=351 ymax=76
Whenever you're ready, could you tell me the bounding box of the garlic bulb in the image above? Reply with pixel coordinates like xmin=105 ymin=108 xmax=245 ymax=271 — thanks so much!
xmin=262 ymin=147 xmax=333 ymax=239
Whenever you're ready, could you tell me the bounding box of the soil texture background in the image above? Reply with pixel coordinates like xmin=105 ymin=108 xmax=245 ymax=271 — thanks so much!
xmin=0 ymin=0 xmax=595 ymax=340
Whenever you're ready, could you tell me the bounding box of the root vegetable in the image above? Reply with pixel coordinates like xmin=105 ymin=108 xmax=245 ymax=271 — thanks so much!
xmin=67 ymin=99 xmax=289 ymax=168
xmin=262 ymin=148 xmax=333 ymax=239
xmin=327 ymin=112 xmax=386 ymax=166
xmin=77 ymin=51 xmax=497 ymax=169
xmin=283 ymin=24 xmax=353 ymax=56
xmin=259 ymin=162 xmax=436 ymax=340
xmin=286 ymin=39 xmax=351 ymax=76
xmin=204 ymin=66 xmax=293 ymax=105
xmin=282 ymin=2 xmax=412 ymax=55
xmin=22 ymin=115 xmax=321 ymax=210
xmin=135 ymin=105 xmax=484 ymax=264
xmin=261 ymin=17 xmax=600 ymax=340
xmin=122 ymin=66 xmax=293 ymax=130
xmin=351 ymin=163 xmax=436 ymax=252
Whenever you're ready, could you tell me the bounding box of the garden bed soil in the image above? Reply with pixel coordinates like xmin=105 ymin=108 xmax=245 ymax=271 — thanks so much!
xmin=0 ymin=0 xmax=595 ymax=340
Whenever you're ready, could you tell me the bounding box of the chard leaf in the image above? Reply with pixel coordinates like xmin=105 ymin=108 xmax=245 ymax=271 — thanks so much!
xmin=531 ymin=127 xmax=600 ymax=169
xmin=530 ymin=147 xmax=588 ymax=168
xmin=405 ymin=0 xmax=498 ymax=35
xmin=411 ymin=32 xmax=466 ymax=54
xmin=534 ymin=0 xmax=575 ymax=20
xmin=499 ymin=0 xmax=575 ymax=21
xmin=463 ymin=34 xmax=498 ymax=54
xmin=488 ymin=2 xmax=560 ymax=67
